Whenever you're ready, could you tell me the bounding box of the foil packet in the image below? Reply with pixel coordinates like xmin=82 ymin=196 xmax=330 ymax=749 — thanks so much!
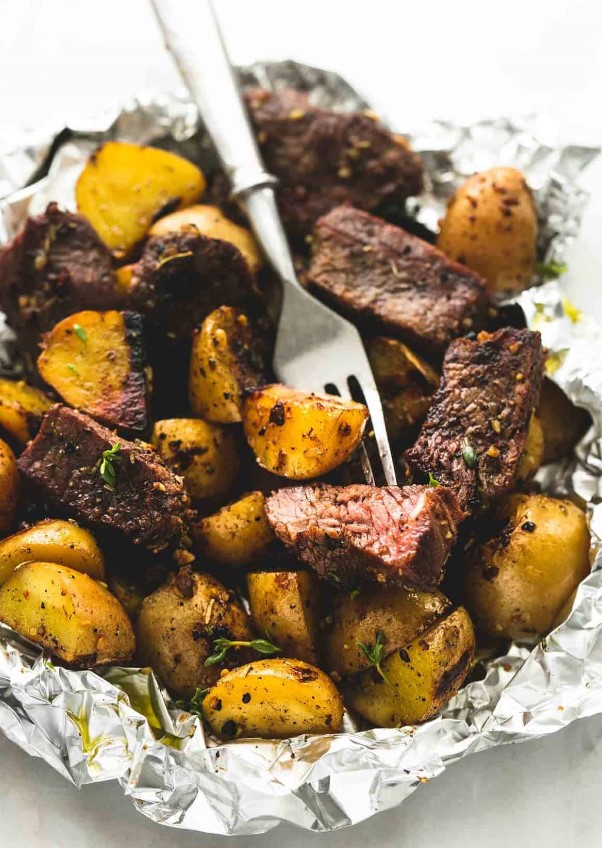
xmin=0 ymin=61 xmax=600 ymax=836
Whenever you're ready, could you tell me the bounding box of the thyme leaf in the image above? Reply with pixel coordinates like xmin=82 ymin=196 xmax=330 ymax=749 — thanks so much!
xmin=204 ymin=635 xmax=280 ymax=667
xmin=99 ymin=442 xmax=121 ymax=489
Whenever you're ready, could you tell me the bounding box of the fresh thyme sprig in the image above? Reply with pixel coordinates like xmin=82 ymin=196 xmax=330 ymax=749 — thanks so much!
xmin=427 ymin=472 xmax=441 ymax=487
xmin=99 ymin=442 xmax=121 ymax=489
xmin=462 ymin=438 xmax=477 ymax=469
xmin=73 ymin=323 xmax=88 ymax=343
xmin=204 ymin=635 xmax=280 ymax=667
xmin=175 ymin=687 xmax=209 ymax=717
xmin=357 ymin=631 xmax=394 ymax=689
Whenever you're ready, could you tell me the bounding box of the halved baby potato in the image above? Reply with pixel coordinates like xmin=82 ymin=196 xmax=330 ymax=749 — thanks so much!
xmin=0 ymin=561 xmax=135 ymax=667
xmin=346 ymin=607 xmax=475 ymax=727
xmin=203 ymin=658 xmax=344 ymax=739
xmin=75 ymin=141 xmax=206 ymax=258
xmin=0 ymin=377 xmax=53 ymax=445
xmin=0 ymin=438 xmax=18 ymax=535
xmin=0 ymin=519 xmax=105 ymax=585
xmin=242 ymin=384 xmax=368 ymax=479
xmin=189 ymin=306 xmax=267 ymax=423
xmin=149 ymin=204 xmax=263 ymax=274
xmin=152 ymin=418 xmax=239 ymax=501
xmin=192 ymin=491 xmax=274 ymax=567
xmin=37 ymin=310 xmax=149 ymax=433
xmin=247 ymin=570 xmax=321 ymax=664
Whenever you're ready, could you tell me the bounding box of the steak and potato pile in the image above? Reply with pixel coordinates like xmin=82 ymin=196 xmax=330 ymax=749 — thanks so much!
xmin=0 ymin=92 xmax=591 ymax=741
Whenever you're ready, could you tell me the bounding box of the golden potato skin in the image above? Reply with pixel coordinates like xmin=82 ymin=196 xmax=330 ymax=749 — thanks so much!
xmin=203 ymin=658 xmax=344 ymax=739
xmin=192 ymin=492 xmax=274 ymax=567
xmin=462 ymin=494 xmax=591 ymax=639
xmin=75 ymin=141 xmax=205 ymax=258
xmin=242 ymin=384 xmax=368 ymax=479
xmin=0 ymin=377 xmax=52 ymax=446
xmin=136 ymin=570 xmax=253 ymax=698
xmin=324 ymin=587 xmax=451 ymax=677
xmin=152 ymin=418 xmax=239 ymax=501
xmin=107 ymin=571 xmax=145 ymax=621
xmin=247 ymin=571 xmax=321 ymax=664
xmin=437 ymin=167 xmax=537 ymax=293
xmin=538 ymin=378 xmax=591 ymax=464
xmin=0 ymin=438 xmax=18 ymax=536
xmin=0 ymin=519 xmax=105 ymax=585
xmin=516 ymin=414 xmax=544 ymax=482
xmin=0 ymin=561 xmax=134 ymax=666
xmin=346 ymin=607 xmax=475 ymax=727
xmin=189 ymin=307 xmax=266 ymax=424
xmin=149 ymin=205 xmax=263 ymax=274
xmin=367 ymin=337 xmax=439 ymax=441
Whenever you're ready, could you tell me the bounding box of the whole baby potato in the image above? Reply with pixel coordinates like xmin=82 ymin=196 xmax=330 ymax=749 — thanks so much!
xmin=537 ymin=378 xmax=591 ymax=464
xmin=136 ymin=570 xmax=254 ymax=698
xmin=437 ymin=167 xmax=537 ymax=293
xmin=516 ymin=414 xmax=544 ymax=482
xmin=462 ymin=493 xmax=591 ymax=639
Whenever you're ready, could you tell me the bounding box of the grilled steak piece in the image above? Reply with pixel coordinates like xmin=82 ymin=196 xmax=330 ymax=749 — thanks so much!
xmin=404 ymin=328 xmax=546 ymax=512
xmin=265 ymin=483 xmax=464 ymax=590
xmin=0 ymin=203 xmax=124 ymax=368
xmin=308 ymin=206 xmax=490 ymax=352
xmin=244 ymin=88 xmax=423 ymax=238
xmin=17 ymin=405 xmax=190 ymax=551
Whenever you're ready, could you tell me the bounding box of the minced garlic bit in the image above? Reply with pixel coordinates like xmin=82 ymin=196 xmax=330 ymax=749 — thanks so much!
xmin=288 ymin=109 xmax=305 ymax=120
xmin=486 ymin=445 xmax=501 ymax=458
xmin=491 ymin=419 xmax=501 ymax=433
xmin=508 ymin=342 xmax=522 ymax=354
xmin=515 ymin=372 xmax=525 ymax=381
xmin=338 ymin=166 xmax=352 ymax=179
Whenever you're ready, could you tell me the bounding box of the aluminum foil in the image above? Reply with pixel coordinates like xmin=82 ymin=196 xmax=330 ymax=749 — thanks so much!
xmin=0 ymin=61 xmax=601 ymax=836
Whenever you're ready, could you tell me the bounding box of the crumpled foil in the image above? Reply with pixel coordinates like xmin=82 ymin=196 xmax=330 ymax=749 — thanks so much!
xmin=0 ymin=61 xmax=601 ymax=836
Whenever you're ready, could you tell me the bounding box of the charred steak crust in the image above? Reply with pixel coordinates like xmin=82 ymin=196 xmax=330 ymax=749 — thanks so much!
xmin=308 ymin=205 xmax=490 ymax=352
xmin=404 ymin=328 xmax=546 ymax=512
xmin=17 ymin=405 xmax=189 ymax=551
xmin=244 ymin=88 xmax=423 ymax=237
xmin=265 ymin=483 xmax=464 ymax=590
xmin=0 ymin=202 xmax=124 ymax=363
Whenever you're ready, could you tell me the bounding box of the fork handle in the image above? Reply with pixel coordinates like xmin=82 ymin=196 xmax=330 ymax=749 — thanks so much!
xmin=150 ymin=0 xmax=299 ymax=285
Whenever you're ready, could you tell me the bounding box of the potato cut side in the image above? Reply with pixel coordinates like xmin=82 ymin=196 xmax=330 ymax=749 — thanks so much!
xmin=75 ymin=141 xmax=206 ymax=258
xmin=189 ymin=306 xmax=267 ymax=423
xmin=0 ymin=438 xmax=18 ymax=536
xmin=192 ymin=491 xmax=274 ymax=567
xmin=149 ymin=205 xmax=263 ymax=274
xmin=0 ymin=519 xmax=105 ymax=585
xmin=0 ymin=377 xmax=53 ymax=445
xmin=37 ymin=310 xmax=149 ymax=434
xmin=0 ymin=561 xmax=135 ymax=667
xmin=346 ymin=607 xmax=475 ymax=727
xmin=203 ymin=658 xmax=344 ymax=739
xmin=242 ymin=384 xmax=368 ymax=479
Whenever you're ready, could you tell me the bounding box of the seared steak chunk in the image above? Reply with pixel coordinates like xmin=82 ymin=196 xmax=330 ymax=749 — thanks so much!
xmin=0 ymin=203 xmax=123 ymax=366
xmin=265 ymin=483 xmax=463 ymax=590
xmin=245 ymin=88 xmax=423 ymax=238
xmin=404 ymin=328 xmax=546 ymax=512
xmin=17 ymin=405 xmax=189 ymax=551
xmin=308 ymin=206 xmax=489 ymax=352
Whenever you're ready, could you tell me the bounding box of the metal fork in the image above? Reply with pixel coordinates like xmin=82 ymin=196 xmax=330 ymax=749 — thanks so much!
xmin=151 ymin=0 xmax=397 ymax=485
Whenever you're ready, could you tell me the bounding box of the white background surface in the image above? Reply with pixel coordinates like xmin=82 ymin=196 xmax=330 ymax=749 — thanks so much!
xmin=0 ymin=1 xmax=601 ymax=845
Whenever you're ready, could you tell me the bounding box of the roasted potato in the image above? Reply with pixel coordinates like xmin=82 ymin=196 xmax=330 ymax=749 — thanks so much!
xmin=152 ymin=418 xmax=239 ymax=501
xmin=367 ymin=337 xmax=439 ymax=441
xmin=247 ymin=571 xmax=321 ymax=664
xmin=346 ymin=607 xmax=475 ymax=727
xmin=516 ymin=414 xmax=544 ymax=482
xmin=75 ymin=141 xmax=205 ymax=258
xmin=462 ymin=493 xmax=591 ymax=639
xmin=538 ymin=378 xmax=591 ymax=464
xmin=0 ymin=377 xmax=52 ymax=445
xmin=136 ymin=570 xmax=254 ymax=698
xmin=37 ymin=310 xmax=149 ymax=433
xmin=188 ymin=307 xmax=267 ymax=423
xmin=242 ymin=384 xmax=368 ymax=479
xmin=324 ymin=586 xmax=451 ymax=677
xmin=192 ymin=491 xmax=274 ymax=567
xmin=203 ymin=658 xmax=344 ymax=739
xmin=437 ymin=167 xmax=537 ymax=293
xmin=149 ymin=205 xmax=263 ymax=274
xmin=0 ymin=561 xmax=135 ymax=666
xmin=0 ymin=438 xmax=18 ymax=536
xmin=0 ymin=519 xmax=104 ymax=585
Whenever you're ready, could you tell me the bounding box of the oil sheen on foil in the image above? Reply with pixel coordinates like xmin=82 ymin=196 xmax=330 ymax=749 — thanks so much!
xmin=0 ymin=62 xmax=600 ymax=836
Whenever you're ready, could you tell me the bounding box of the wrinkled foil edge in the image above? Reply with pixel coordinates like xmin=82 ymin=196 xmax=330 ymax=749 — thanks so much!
xmin=0 ymin=61 xmax=601 ymax=835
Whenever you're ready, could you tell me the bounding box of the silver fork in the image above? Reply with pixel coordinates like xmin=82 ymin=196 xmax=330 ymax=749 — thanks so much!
xmin=151 ymin=0 xmax=397 ymax=485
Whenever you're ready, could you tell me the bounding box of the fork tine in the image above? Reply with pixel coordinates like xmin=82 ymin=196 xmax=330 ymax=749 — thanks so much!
xmin=358 ymin=382 xmax=398 ymax=486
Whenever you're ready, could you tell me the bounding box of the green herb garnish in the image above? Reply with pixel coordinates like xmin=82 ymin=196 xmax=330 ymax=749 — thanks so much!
xmin=349 ymin=587 xmax=361 ymax=600
xmin=357 ymin=631 xmax=394 ymax=689
xmin=427 ymin=472 xmax=441 ymax=487
xmin=536 ymin=260 xmax=568 ymax=281
xmin=175 ymin=687 xmax=209 ymax=717
xmin=73 ymin=323 xmax=88 ymax=343
xmin=157 ymin=250 xmax=193 ymax=268
xmin=204 ymin=635 xmax=280 ymax=667
xmin=99 ymin=442 xmax=121 ymax=489
xmin=462 ymin=439 xmax=477 ymax=469
xmin=66 ymin=364 xmax=79 ymax=376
